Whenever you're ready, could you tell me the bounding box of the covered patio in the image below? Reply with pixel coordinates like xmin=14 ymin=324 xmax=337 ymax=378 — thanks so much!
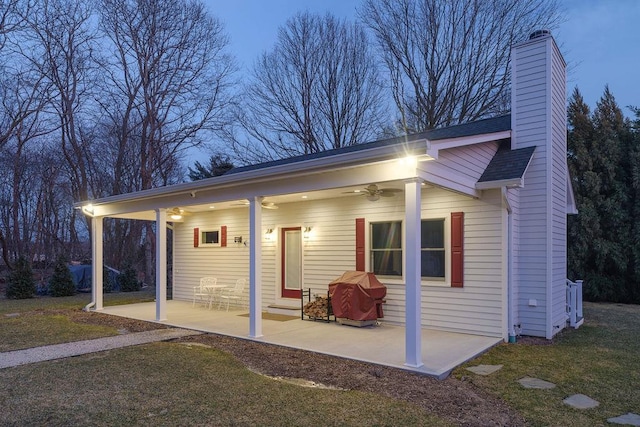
xmin=101 ymin=301 xmax=502 ymax=379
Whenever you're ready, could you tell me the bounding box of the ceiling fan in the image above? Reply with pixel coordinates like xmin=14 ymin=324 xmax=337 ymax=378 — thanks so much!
xmin=169 ymin=207 xmax=189 ymax=220
xmin=344 ymin=184 xmax=402 ymax=201
xmin=232 ymin=200 xmax=279 ymax=209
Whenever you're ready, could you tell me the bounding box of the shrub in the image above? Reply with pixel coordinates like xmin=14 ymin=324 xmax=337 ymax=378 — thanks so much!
xmin=49 ymin=257 xmax=76 ymax=297
xmin=6 ymin=257 xmax=36 ymax=299
xmin=103 ymin=266 xmax=114 ymax=293
xmin=118 ymin=264 xmax=140 ymax=292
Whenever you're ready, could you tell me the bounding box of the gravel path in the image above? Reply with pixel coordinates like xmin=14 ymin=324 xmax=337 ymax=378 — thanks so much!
xmin=0 ymin=328 xmax=202 ymax=369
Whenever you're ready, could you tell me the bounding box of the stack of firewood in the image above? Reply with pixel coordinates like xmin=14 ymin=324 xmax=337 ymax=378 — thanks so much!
xmin=303 ymin=295 xmax=329 ymax=318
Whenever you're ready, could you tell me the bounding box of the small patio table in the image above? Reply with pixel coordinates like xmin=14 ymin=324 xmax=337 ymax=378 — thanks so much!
xmin=203 ymin=284 xmax=228 ymax=310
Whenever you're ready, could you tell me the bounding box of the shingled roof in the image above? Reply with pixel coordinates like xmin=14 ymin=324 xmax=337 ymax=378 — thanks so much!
xmin=227 ymin=114 xmax=512 ymax=176
xmin=477 ymin=141 xmax=535 ymax=188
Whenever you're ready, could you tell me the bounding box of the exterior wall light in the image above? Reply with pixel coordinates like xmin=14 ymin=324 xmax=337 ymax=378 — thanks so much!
xmin=82 ymin=204 xmax=95 ymax=216
xmin=303 ymin=226 xmax=313 ymax=239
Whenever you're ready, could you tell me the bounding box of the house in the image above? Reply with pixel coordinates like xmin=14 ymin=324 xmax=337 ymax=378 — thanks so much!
xmin=78 ymin=31 xmax=580 ymax=370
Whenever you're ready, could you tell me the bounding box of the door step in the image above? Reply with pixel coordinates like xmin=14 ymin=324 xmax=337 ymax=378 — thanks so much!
xmin=267 ymin=304 xmax=301 ymax=317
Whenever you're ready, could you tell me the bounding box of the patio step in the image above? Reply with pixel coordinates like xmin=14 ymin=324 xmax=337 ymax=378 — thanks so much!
xmin=267 ymin=304 xmax=301 ymax=317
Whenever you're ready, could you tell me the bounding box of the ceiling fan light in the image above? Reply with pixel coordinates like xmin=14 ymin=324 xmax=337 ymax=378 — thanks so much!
xmin=366 ymin=194 xmax=380 ymax=202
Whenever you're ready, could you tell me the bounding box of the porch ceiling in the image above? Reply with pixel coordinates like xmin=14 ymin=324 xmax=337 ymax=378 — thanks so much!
xmin=99 ymin=179 xmax=417 ymax=221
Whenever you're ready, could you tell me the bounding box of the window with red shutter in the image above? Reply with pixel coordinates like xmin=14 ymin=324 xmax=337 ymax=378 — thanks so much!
xmin=450 ymin=212 xmax=464 ymax=287
xmin=355 ymin=218 xmax=365 ymax=271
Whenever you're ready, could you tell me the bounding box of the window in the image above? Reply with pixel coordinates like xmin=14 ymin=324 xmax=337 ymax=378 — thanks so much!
xmin=370 ymin=221 xmax=402 ymax=276
xmin=421 ymin=219 xmax=445 ymax=278
xmin=199 ymin=228 xmax=220 ymax=247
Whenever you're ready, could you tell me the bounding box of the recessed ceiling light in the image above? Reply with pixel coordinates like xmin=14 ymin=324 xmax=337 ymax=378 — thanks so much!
xmin=209 ymin=206 xmax=215 ymax=209
xmin=354 ymin=190 xmax=361 ymax=193
xmin=301 ymin=195 xmax=308 ymax=199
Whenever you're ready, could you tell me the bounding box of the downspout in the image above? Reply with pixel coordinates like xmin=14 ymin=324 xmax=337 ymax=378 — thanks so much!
xmin=502 ymin=188 xmax=516 ymax=343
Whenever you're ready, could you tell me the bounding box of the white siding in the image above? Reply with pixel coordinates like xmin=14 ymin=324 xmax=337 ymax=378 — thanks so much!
xmin=172 ymin=182 xmax=506 ymax=337
xmin=420 ymin=187 xmax=505 ymax=338
xmin=550 ymin=41 xmax=569 ymax=335
xmin=173 ymin=208 xmax=251 ymax=303
xmin=511 ymin=34 xmax=568 ymax=338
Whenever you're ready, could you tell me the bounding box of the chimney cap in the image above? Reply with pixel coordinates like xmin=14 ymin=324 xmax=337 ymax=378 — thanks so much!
xmin=529 ymin=29 xmax=551 ymax=40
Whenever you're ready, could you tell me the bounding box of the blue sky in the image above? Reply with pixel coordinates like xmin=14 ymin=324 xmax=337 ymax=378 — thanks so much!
xmin=204 ymin=0 xmax=640 ymax=117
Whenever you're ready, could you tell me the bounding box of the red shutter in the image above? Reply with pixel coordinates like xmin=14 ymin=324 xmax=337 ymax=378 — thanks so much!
xmin=221 ymin=225 xmax=227 ymax=247
xmin=355 ymin=218 xmax=365 ymax=271
xmin=193 ymin=228 xmax=199 ymax=247
xmin=451 ymin=212 xmax=464 ymax=287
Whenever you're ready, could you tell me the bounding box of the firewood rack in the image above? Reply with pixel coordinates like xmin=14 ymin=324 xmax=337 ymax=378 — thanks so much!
xmin=301 ymin=288 xmax=335 ymax=323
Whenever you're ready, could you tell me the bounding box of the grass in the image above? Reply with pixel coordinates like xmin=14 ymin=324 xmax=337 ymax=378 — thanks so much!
xmin=0 ymin=342 xmax=447 ymax=426
xmin=0 ymin=289 xmax=155 ymax=315
xmin=0 ymin=314 xmax=117 ymax=352
xmin=1 ymin=296 xmax=638 ymax=425
xmin=0 ymin=290 xmax=156 ymax=351
xmin=452 ymin=302 xmax=640 ymax=426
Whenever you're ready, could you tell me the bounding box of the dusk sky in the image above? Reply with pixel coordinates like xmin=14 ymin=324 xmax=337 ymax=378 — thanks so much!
xmin=204 ymin=0 xmax=640 ymax=117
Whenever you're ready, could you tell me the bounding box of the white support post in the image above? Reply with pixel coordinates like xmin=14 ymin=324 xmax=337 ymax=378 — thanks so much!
xmin=155 ymin=208 xmax=167 ymax=321
xmin=92 ymin=216 xmax=104 ymax=311
xmin=404 ymin=179 xmax=423 ymax=368
xmin=249 ymin=197 xmax=263 ymax=338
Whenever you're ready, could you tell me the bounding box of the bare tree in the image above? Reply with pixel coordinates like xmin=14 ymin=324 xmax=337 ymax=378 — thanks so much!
xmin=97 ymin=0 xmax=236 ymax=282
xmin=231 ymin=12 xmax=386 ymax=163
xmin=360 ymin=0 xmax=563 ymax=132
xmin=22 ymin=0 xmax=99 ymax=249
xmin=98 ymin=0 xmax=236 ymax=191
xmin=0 ymin=0 xmax=52 ymax=267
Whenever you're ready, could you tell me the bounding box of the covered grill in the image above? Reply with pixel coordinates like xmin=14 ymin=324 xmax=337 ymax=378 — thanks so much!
xmin=328 ymin=271 xmax=386 ymax=322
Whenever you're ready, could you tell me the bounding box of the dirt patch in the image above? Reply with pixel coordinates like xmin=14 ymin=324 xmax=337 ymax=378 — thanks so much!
xmin=514 ymin=335 xmax=555 ymax=346
xmin=61 ymin=311 xmax=524 ymax=426
xmin=180 ymin=334 xmax=524 ymax=427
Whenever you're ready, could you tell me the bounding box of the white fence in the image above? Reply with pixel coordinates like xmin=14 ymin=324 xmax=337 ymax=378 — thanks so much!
xmin=566 ymin=279 xmax=584 ymax=328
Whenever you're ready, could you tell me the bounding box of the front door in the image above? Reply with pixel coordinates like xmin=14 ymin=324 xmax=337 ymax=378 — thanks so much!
xmin=281 ymin=227 xmax=302 ymax=299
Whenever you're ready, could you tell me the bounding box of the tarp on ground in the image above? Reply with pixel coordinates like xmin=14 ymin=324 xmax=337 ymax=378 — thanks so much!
xmin=69 ymin=265 xmax=120 ymax=292
xmin=69 ymin=265 xmax=92 ymax=291
xmin=328 ymin=271 xmax=386 ymax=321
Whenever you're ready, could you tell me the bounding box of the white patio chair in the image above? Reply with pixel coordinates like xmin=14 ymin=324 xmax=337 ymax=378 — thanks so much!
xmin=218 ymin=278 xmax=246 ymax=311
xmin=193 ymin=277 xmax=217 ymax=308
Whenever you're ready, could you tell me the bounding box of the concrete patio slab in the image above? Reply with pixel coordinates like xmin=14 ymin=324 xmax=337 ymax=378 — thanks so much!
xmin=518 ymin=377 xmax=556 ymax=389
xmin=466 ymin=364 xmax=503 ymax=376
xmin=100 ymin=300 xmax=502 ymax=379
xmin=563 ymin=394 xmax=599 ymax=409
xmin=608 ymin=413 xmax=640 ymax=426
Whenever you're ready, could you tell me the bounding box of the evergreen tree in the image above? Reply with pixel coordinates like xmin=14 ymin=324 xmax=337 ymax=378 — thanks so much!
xmin=628 ymin=107 xmax=640 ymax=303
xmin=568 ymin=87 xmax=635 ymax=302
xmin=188 ymin=154 xmax=234 ymax=181
xmin=567 ymin=88 xmax=595 ymax=285
xmin=6 ymin=257 xmax=36 ymax=299
xmin=49 ymin=256 xmax=76 ymax=297
xmin=118 ymin=263 xmax=140 ymax=292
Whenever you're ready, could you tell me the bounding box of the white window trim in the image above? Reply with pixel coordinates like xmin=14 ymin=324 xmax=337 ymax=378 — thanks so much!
xmin=421 ymin=216 xmax=451 ymax=288
xmin=365 ymin=215 xmax=452 ymax=287
xmin=199 ymin=227 xmax=221 ymax=247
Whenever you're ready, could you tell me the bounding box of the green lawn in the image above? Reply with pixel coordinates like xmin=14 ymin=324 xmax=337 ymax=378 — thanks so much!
xmin=453 ymin=302 xmax=640 ymax=427
xmin=1 ymin=295 xmax=638 ymax=426
xmin=0 ymin=289 xmax=155 ymax=315
xmin=0 ymin=290 xmax=156 ymax=351
xmin=0 ymin=342 xmax=446 ymax=426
